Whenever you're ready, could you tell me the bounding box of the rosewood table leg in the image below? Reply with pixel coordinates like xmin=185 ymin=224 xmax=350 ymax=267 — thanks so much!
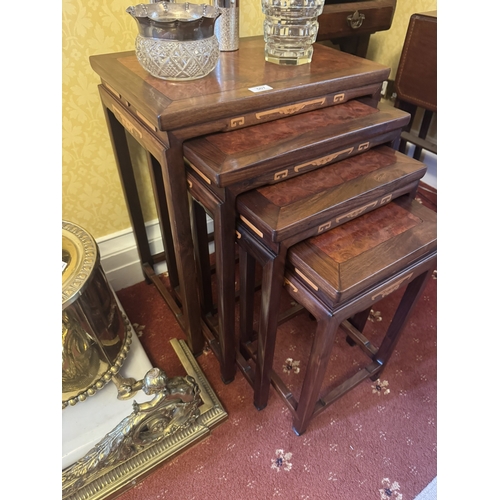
xmin=190 ymin=197 xmax=216 ymax=317
xmin=238 ymin=242 xmax=256 ymax=350
xmin=212 ymin=193 xmax=237 ymax=383
xmin=103 ymin=107 xmax=155 ymax=278
xmin=253 ymin=247 xmax=288 ymax=411
xmin=159 ymin=138 xmax=204 ymax=356
xmin=292 ymin=316 xmax=340 ymax=436
xmin=372 ymin=267 xmax=434 ymax=380
xmin=146 ymin=154 xmax=180 ymax=290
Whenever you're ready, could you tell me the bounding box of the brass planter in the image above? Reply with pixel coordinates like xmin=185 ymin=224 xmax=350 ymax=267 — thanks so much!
xmin=62 ymin=221 xmax=131 ymax=409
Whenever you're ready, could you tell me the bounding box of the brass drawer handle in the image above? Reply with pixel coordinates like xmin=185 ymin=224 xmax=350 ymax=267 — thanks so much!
xmin=347 ymin=10 xmax=365 ymax=29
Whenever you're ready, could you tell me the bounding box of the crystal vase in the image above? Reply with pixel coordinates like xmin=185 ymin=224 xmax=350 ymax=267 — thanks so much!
xmin=261 ymin=0 xmax=326 ymax=65
xmin=126 ymin=2 xmax=221 ymax=81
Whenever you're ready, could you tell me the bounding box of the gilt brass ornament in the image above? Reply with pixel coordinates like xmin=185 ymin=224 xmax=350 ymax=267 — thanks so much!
xmin=62 ymin=220 xmax=131 ymax=409
xmin=62 ymin=367 xmax=202 ymax=498
xmin=62 ymin=339 xmax=228 ymax=500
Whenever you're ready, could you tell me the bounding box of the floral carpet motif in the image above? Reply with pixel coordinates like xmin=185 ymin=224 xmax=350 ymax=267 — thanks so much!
xmin=271 ymin=449 xmax=293 ymax=472
xmin=380 ymin=478 xmax=403 ymax=500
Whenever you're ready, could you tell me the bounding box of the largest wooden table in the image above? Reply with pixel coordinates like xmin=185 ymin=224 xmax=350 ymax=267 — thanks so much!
xmin=90 ymin=36 xmax=390 ymax=379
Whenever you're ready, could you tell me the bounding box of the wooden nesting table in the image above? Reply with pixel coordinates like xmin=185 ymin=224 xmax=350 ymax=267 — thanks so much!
xmin=89 ymin=36 xmax=390 ymax=380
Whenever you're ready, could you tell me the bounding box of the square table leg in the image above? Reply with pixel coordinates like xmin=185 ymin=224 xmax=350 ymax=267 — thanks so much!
xmin=101 ymin=100 xmax=204 ymax=356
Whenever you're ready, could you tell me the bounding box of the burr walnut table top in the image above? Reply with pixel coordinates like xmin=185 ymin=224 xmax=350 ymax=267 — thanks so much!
xmin=287 ymin=198 xmax=437 ymax=305
xmin=236 ymin=145 xmax=426 ymax=244
xmin=183 ymin=100 xmax=409 ymax=188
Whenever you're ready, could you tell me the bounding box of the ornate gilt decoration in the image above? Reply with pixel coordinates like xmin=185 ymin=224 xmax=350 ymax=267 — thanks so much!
xmin=62 ymin=313 xmax=134 ymax=409
xmin=62 ymin=367 xmax=202 ymax=498
xmin=62 ymin=221 xmax=98 ymax=305
xmin=62 ymin=339 xmax=227 ymax=500
xmin=63 ymin=220 xmax=134 ymax=409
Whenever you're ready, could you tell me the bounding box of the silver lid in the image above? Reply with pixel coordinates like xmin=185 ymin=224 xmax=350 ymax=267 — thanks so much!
xmin=127 ymin=2 xmax=221 ymax=40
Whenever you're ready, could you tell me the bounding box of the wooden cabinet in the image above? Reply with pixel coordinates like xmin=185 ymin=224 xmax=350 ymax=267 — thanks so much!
xmin=318 ymin=0 xmax=397 ymax=57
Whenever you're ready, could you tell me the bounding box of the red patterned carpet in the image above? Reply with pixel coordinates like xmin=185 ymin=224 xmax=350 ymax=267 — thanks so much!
xmin=114 ymin=196 xmax=437 ymax=500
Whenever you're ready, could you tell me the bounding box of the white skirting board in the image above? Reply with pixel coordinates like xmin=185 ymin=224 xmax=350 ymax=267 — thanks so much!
xmin=96 ymin=215 xmax=214 ymax=292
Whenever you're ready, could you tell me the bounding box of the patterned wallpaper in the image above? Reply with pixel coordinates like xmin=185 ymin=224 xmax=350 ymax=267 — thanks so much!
xmin=62 ymin=0 xmax=436 ymax=239
xmin=366 ymin=0 xmax=437 ymax=79
xmin=62 ymin=0 xmax=139 ymax=238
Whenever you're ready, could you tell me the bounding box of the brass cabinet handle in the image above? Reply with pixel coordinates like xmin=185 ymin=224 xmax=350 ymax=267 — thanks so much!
xmin=347 ymin=10 xmax=365 ymax=29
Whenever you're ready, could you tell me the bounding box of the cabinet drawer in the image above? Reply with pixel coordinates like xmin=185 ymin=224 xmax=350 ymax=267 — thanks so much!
xmin=318 ymin=0 xmax=396 ymax=40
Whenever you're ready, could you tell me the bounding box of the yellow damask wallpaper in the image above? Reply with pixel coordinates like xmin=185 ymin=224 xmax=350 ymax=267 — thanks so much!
xmin=62 ymin=0 xmax=436 ymax=240
xmin=366 ymin=0 xmax=436 ymax=79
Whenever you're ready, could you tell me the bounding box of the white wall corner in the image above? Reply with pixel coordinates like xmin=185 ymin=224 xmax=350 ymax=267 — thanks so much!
xmin=96 ymin=215 xmax=214 ymax=292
